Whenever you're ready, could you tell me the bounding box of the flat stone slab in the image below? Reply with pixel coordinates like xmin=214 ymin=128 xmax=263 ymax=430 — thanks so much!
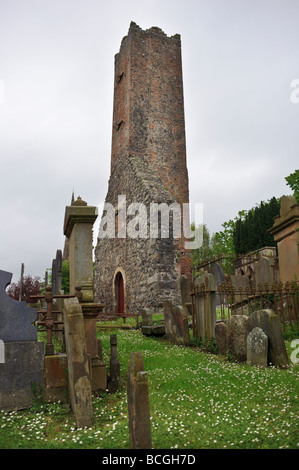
xmin=141 ymin=324 xmax=165 ymax=336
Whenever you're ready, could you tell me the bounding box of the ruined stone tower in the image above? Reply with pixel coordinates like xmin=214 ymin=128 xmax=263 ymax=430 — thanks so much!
xmin=94 ymin=22 xmax=191 ymax=314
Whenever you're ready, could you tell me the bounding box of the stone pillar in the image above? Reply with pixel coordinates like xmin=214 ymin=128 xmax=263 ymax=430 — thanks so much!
xmin=269 ymin=195 xmax=299 ymax=283
xmin=63 ymin=196 xmax=98 ymax=302
xmin=127 ymin=352 xmax=152 ymax=449
xmin=108 ymin=334 xmax=120 ymax=393
xmin=63 ymin=195 xmax=106 ymax=393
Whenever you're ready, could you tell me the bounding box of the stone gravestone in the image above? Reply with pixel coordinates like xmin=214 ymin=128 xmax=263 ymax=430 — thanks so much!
xmin=127 ymin=352 xmax=152 ymax=449
xmin=162 ymin=301 xmax=190 ymax=345
xmin=179 ymin=274 xmax=191 ymax=313
xmin=0 ymin=270 xmax=44 ymax=410
xmin=163 ymin=300 xmax=175 ymax=342
xmin=51 ymin=249 xmax=62 ymax=296
xmin=211 ymin=263 xmax=225 ymax=306
xmin=215 ymin=321 xmax=227 ymax=355
xmin=172 ymin=305 xmax=190 ymax=346
xmin=63 ymin=297 xmax=93 ymax=428
xmin=193 ymin=271 xmax=216 ymax=339
xmin=254 ymin=256 xmax=275 ymax=289
xmin=247 ymin=309 xmax=289 ymax=368
xmin=140 ymin=307 xmax=165 ymax=336
xmin=226 ymin=315 xmax=248 ymax=363
xmin=108 ymin=334 xmax=120 ymax=393
xmin=247 ymin=327 xmax=268 ymax=368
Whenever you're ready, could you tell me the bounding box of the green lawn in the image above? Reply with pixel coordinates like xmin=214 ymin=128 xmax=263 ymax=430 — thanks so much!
xmin=0 ymin=324 xmax=298 ymax=449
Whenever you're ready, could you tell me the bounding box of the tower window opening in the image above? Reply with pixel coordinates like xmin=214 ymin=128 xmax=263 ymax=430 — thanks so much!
xmin=116 ymin=120 xmax=124 ymax=131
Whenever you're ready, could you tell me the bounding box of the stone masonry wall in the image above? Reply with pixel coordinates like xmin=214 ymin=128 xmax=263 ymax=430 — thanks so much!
xmin=94 ymin=153 xmax=182 ymax=313
xmin=94 ymin=22 xmax=191 ymax=314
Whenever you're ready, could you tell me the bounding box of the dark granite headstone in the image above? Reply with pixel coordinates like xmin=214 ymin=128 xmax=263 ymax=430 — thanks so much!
xmin=0 ymin=269 xmax=44 ymax=410
xmin=0 ymin=270 xmax=38 ymax=342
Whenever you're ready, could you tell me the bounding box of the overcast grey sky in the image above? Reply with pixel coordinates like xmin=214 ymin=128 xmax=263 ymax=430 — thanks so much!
xmin=0 ymin=0 xmax=298 ymax=282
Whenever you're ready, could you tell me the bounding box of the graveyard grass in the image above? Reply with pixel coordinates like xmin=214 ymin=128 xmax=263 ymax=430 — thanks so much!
xmin=0 ymin=320 xmax=298 ymax=450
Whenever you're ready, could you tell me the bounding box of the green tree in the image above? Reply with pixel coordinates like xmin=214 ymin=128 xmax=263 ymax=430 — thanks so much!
xmin=191 ymin=224 xmax=213 ymax=267
xmin=285 ymin=169 xmax=299 ymax=203
xmin=61 ymin=259 xmax=70 ymax=294
xmin=211 ymin=210 xmax=248 ymax=257
xmin=232 ymin=197 xmax=280 ymax=254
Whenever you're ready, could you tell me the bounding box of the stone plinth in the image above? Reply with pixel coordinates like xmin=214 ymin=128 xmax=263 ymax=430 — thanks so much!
xmin=43 ymin=354 xmax=68 ymax=403
xmin=0 ymin=341 xmax=45 ymax=411
xmin=269 ymin=195 xmax=299 ymax=283
xmin=81 ymin=302 xmax=107 ymax=393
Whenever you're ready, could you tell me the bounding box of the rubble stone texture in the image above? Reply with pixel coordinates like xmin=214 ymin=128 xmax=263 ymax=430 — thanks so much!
xmin=94 ymin=22 xmax=191 ymax=314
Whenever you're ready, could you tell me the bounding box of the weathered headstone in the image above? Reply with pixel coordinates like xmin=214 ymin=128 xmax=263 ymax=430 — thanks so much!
xmin=163 ymin=300 xmax=175 ymax=342
xmin=193 ymin=271 xmax=216 ymax=339
xmin=229 ymin=274 xmax=250 ymax=303
xmin=140 ymin=308 xmax=153 ymax=327
xmin=211 ymin=263 xmax=225 ymax=305
xmin=108 ymin=334 xmax=120 ymax=393
xmin=247 ymin=309 xmax=289 ymax=368
xmin=0 ymin=270 xmax=44 ymax=410
xmin=254 ymin=256 xmax=275 ymax=289
xmin=127 ymin=352 xmax=152 ymax=449
xmin=163 ymin=301 xmax=190 ymax=345
xmin=63 ymin=297 xmax=93 ymax=428
xmin=226 ymin=315 xmax=248 ymax=362
xmin=215 ymin=321 xmax=227 ymax=355
xmin=172 ymin=305 xmax=190 ymax=346
xmin=247 ymin=327 xmax=268 ymax=368
xmin=180 ymin=274 xmax=191 ymax=313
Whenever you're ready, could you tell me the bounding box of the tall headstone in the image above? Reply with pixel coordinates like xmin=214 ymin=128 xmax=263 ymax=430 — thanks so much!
xmin=63 ymin=297 xmax=93 ymax=428
xmin=193 ymin=271 xmax=216 ymax=339
xmin=215 ymin=321 xmax=227 ymax=355
xmin=0 ymin=270 xmax=44 ymax=410
xmin=226 ymin=315 xmax=248 ymax=363
xmin=127 ymin=352 xmax=152 ymax=449
xmin=108 ymin=334 xmax=121 ymax=393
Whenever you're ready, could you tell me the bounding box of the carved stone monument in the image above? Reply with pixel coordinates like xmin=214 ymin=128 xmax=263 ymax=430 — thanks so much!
xmin=269 ymin=195 xmax=299 ymax=283
xmin=63 ymin=195 xmax=107 ymax=393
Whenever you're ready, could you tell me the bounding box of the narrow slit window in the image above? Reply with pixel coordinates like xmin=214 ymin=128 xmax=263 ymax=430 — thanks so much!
xmin=118 ymin=72 xmax=124 ymax=83
xmin=116 ymin=120 xmax=123 ymax=131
